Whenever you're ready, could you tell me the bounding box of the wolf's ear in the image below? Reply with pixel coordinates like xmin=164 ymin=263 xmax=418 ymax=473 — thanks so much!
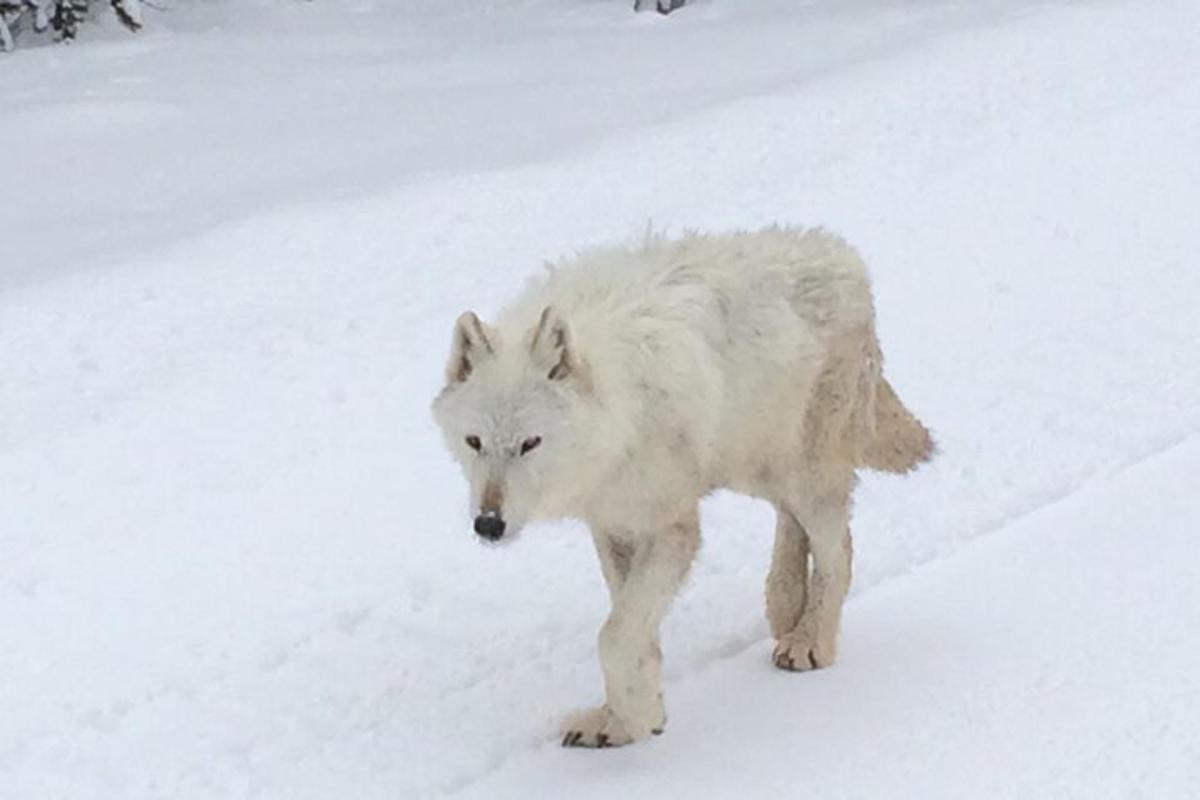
xmin=528 ymin=306 xmax=577 ymax=381
xmin=446 ymin=311 xmax=497 ymax=384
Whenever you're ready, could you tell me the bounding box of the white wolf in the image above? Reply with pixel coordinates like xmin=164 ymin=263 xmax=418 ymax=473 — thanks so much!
xmin=432 ymin=226 xmax=933 ymax=748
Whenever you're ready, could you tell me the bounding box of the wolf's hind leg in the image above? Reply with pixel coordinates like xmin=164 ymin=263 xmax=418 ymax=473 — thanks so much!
xmin=773 ymin=483 xmax=853 ymax=671
xmin=766 ymin=507 xmax=809 ymax=640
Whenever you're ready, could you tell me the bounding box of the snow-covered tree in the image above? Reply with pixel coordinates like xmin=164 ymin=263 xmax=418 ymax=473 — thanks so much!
xmin=0 ymin=0 xmax=141 ymax=51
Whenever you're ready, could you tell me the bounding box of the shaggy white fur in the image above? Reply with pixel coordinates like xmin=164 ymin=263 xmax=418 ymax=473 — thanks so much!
xmin=432 ymin=226 xmax=933 ymax=747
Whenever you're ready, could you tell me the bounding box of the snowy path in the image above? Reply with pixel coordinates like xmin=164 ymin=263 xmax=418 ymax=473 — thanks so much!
xmin=3 ymin=1 xmax=1199 ymax=798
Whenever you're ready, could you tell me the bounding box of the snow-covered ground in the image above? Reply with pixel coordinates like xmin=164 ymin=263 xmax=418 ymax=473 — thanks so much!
xmin=2 ymin=1 xmax=1198 ymax=798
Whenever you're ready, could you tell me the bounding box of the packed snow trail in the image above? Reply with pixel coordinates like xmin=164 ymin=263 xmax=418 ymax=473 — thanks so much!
xmin=2 ymin=1 xmax=1199 ymax=798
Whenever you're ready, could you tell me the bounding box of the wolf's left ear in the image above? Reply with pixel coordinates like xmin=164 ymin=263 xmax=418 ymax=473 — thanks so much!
xmin=528 ymin=306 xmax=578 ymax=381
xmin=446 ymin=311 xmax=497 ymax=384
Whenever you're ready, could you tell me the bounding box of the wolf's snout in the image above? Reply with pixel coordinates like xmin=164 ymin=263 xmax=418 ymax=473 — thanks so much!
xmin=473 ymin=514 xmax=506 ymax=541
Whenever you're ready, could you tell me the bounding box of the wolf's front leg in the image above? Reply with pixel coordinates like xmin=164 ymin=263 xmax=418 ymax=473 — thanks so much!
xmin=563 ymin=512 xmax=699 ymax=747
xmin=590 ymin=528 xmax=633 ymax=603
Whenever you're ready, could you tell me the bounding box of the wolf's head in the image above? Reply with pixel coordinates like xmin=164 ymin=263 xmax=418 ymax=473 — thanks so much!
xmin=431 ymin=306 xmax=589 ymax=543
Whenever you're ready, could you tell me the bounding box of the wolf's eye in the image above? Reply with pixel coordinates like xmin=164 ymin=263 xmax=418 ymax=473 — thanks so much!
xmin=520 ymin=436 xmax=542 ymax=456
xmin=465 ymin=435 xmax=482 ymax=451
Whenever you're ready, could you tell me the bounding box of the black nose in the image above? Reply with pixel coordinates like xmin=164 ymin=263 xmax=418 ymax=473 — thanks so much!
xmin=473 ymin=515 xmax=506 ymax=541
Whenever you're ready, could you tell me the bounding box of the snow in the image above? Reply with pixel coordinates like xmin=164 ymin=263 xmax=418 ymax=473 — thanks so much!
xmin=2 ymin=1 xmax=1199 ymax=798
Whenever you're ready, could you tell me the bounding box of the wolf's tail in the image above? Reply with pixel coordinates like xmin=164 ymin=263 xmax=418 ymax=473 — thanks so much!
xmin=856 ymin=376 xmax=935 ymax=473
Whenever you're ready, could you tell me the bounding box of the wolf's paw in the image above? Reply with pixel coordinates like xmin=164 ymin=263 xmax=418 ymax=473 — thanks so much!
xmin=560 ymin=705 xmax=664 ymax=748
xmin=773 ymin=629 xmax=837 ymax=672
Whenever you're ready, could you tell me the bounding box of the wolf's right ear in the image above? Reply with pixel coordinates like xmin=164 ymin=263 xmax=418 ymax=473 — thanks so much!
xmin=528 ymin=306 xmax=578 ymax=382
xmin=446 ymin=311 xmax=497 ymax=384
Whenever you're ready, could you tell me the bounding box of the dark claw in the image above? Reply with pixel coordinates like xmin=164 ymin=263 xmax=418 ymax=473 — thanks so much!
xmin=651 ymin=727 xmax=664 ymax=736
xmin=807 ymin=650 xmax=819 ymax=670
xmin=562 ymin=731 xmax=581 ymax=747
xmin=596 ymin=733 xmax=609 ymax=748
